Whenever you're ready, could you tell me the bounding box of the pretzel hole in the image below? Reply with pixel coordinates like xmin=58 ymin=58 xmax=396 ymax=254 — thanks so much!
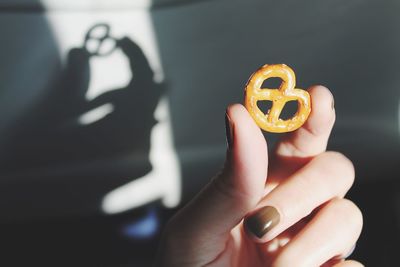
xmin=90 ymin=25 xmax=109 ymax=39
xmin=280 ymin=101 xmax=299 ymax=120
xmin=261 ymin=77 xmax=283 ymax=89
xmin=257 ymin=100 xmax=273 ymax=115
xmin=98 ymin=38 xmax=116 ymax=55
xmin=86 ymin=39 xmax=101 ymax=54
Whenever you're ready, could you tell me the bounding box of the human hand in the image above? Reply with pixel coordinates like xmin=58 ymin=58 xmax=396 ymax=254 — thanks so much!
xmin=156 ymin=86 xmax=363 ymax=267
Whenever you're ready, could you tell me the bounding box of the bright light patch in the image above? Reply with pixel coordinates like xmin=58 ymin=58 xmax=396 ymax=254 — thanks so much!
xmin=86 ymin=49 xmax=132 ymax=100
xmin=266 ymin=239 xmax=279 ymax=253
xmin=266 ymin=237 xmax=290 ymax=253
xmin=77 ymin=103 xmax=114 ymax=125
xmin=102 ymin=97 xmax=181 ymax=213
xmin=278 ymin=237 xmax=290 ymax=247
xmin=40 ymin=0 xmax=153 ymax=10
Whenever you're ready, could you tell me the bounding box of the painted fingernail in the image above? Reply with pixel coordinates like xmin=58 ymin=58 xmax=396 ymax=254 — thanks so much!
xmin=225 ymin=112 xmax=233 ymax=149
xmin=244 ymin=206 xmax=280 ymax=239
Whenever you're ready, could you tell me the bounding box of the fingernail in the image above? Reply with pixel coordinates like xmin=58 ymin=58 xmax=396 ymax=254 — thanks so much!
xmin=244 ymin=206 xmax=280 ymax=239
xmin=225 ymin=112 xmax=233 ymax=149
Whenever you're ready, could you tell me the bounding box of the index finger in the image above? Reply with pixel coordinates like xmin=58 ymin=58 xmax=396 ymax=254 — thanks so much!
xmin=270 ymin=85 xmax=336 ymax=179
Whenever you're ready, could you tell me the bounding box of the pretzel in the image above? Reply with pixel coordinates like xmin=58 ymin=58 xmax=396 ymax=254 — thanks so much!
xmin=244 ymin=64 xmax=311 ymax=133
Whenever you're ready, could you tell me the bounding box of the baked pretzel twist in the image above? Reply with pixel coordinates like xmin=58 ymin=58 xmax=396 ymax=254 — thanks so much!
xmin=244 ymin=64 xmax=311 ymax=133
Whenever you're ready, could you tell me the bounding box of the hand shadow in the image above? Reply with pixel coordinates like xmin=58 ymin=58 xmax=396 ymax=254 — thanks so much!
xmin=1 ymin=23 xmax=164 ymax=181
xmin=0 ymin=23 xmax=172 ymax=266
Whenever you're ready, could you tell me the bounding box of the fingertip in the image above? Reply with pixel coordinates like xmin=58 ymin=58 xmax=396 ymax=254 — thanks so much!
xmin=242 ymin=205 xmax=279 ymax=243
xmin=242 ymin=221 xmax=269 ymax=243
xmin=225 ymin=103 xmax=267 ymax=152
xmin=274 ymin=85 xmax=336 ymax=158
xmin=305 ymin=85 xmax=336 ymax=135
xmin=225 ymin=103 xmax=252 ymax=125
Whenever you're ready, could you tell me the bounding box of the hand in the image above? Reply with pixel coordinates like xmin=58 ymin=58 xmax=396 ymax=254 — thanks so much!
xmin=156 ymin=86 xmax=363 ymax=267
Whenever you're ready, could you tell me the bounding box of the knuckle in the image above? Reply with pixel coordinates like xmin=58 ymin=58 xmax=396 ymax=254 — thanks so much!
xmin=329 ymin=198 xmax=363 ymax=230
xmin=319 ymin=151 xmax=355 ymax=190
xmin=212 ymin=173 xmax=242 ymax=199
xmin=211 ymin=173 xmax=256 ymax=209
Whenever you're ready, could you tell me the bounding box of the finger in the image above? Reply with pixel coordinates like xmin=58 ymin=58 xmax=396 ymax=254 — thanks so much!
xmin=164 ymin=104 xmax=268 ymax=261
xmin=321 ymin=242 xmax=357 ymax=267
xmin=270 ymin=86 xmax=335 ymax=179
xmin=322 ymin=248 xmax=357 ymax=267
xmin=271 ymin=198 xmax=363 ymax=267
xmin=332 ymin=260 xmax=364 ymax=267
xmin=275 ymin=85 xmax=335 ymax=158
xmin=243 ymin=151 xmax=355 ymax=242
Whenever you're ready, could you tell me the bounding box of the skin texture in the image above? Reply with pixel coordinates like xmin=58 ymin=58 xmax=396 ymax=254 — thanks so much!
xmin=155 ymin=86 xmax=363 ymax=267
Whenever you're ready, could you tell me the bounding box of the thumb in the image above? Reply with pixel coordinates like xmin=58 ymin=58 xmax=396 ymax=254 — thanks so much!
xmin=167 ymin=104 xmax=268 ymax=252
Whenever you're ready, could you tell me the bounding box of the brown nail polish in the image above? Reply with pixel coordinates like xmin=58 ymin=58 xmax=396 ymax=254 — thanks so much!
xmin=331 ymin=98 xmax=335 ymax=110
xmin=244 ymin=206 xmax=280 ymax=239
xmin=225 ymin=113 xmax=233 ymax=148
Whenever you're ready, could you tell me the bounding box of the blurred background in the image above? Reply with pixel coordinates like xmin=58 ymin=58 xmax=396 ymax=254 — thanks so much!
xmin=0 ymin=0 xmax=399 ymax=266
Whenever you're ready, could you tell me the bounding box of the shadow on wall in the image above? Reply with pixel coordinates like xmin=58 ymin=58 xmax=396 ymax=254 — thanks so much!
xmin=0 ymin=22 xmax=165 ymax=222
xmin=2 ymin=23 xmax=162 ymax=172
xmin=0 ymin=6 xmax=173 ymax=263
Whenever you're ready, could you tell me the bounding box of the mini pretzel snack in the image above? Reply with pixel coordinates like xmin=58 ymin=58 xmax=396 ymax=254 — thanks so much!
xmin=244 ymin=64 xmax=311 ymax=133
